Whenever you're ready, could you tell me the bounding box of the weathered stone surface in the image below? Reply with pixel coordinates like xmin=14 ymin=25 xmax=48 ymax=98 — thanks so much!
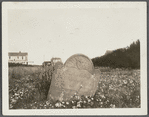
xmin=64 ymin=54 xmax=94 ymax=74
xmin=47 ymin=54 xmax=99 ymax=101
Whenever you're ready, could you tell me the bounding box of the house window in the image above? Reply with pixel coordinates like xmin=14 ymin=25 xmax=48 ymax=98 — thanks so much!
xmin=22 ymin=56 xmax=23 ymax=59
xmin=9 ymin=56 xmax=11 ymax=59
xmin=17 ymin=56 xmax=19 ymax=59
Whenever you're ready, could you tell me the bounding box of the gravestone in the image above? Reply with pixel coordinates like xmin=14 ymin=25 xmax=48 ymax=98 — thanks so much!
xmin=47 ymin=54 xmax=99 ymax=101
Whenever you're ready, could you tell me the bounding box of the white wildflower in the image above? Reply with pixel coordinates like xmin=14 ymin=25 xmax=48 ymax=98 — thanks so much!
xmin=14 ymin=93 xmax=19 ymax=96
xmin=55 ymin=102 xmax=61 ymax=107
xmin=88 ymin=99 xmax=91 ymax=103
xmin=100 ymin=94 xmax=105 ymax=98
xmin=110 ymin=104 xmax=115 ymax=108
xmin=77 ymin=102 xmax=81 ymax=107
xmin=72 ymin=101 xmax=74 ymax=104
xmin=11 ymin=99 xmax=17 ymax=103
xmin=46 ymin=101 xmax=50 ymax=105
xmin=66 ymin=102 xmax=69 ymax=105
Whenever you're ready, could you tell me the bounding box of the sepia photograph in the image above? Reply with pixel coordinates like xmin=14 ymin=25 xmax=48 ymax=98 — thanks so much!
xmin=2 ymin=2 xmax=147 ymax=115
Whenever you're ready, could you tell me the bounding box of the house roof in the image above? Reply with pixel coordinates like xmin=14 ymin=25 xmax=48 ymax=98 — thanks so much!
xmin=51 ymin=58 xmax=62 ymax=61
xmin=8 ymin=52 xmax=28 ymax=56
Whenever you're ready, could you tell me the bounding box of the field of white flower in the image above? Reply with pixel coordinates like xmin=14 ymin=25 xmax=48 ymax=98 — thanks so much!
xmin=9 ymin=66 xmax=140 ymax=109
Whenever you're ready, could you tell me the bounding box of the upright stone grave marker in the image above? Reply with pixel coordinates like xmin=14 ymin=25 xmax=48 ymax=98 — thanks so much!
xmin=47 ymin=54 xmax=99 ymax=101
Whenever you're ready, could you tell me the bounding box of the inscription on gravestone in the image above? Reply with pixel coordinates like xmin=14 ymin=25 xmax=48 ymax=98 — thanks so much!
xmin=47 ymin=54 xmax=99 ymax=101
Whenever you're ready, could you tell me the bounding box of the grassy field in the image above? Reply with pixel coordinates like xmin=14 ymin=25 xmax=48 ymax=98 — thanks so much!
xmin=9 ymin=66 xmax=140 ymax=109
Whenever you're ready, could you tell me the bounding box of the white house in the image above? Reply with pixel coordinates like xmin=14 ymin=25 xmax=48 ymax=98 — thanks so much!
xmin=8 ymin=51 xmax=28 ymax=64
xmin=51 ymin=57 xmax=62 ymax=65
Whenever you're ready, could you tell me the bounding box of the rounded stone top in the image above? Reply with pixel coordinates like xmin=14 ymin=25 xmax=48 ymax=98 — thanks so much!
xmin=64 ymin=54 xmax=94 ymax=74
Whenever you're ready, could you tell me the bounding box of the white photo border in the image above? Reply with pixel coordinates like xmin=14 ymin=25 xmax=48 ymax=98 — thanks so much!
xmin=2 ymin=2 xmax=147 ymax=115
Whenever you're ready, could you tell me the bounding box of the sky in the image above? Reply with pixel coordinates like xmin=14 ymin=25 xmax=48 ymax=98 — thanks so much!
xmin=8 ymin=8 xmax=140 ymax=65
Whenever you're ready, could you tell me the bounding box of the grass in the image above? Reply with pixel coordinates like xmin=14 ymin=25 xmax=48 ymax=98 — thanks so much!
xmin=9 ymin=66 xmax=140 ymax=109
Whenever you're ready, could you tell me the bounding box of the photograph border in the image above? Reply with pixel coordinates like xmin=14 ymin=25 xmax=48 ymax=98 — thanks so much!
xmin=2 ymin=2 xmax=147 ymax=115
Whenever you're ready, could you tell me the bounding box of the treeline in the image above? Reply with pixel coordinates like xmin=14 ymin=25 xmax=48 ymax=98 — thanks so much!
xmin=92 ymin=40 xmax=140 ymax=69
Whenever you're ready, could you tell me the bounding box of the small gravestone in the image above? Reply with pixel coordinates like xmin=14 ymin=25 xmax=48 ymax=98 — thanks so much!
xmin=47 ymin=54 xmax=99 ymax=101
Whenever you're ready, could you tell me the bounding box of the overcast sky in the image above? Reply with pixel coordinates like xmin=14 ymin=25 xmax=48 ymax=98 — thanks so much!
xmin=8 ymin=8 xmax=140 ymax=65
